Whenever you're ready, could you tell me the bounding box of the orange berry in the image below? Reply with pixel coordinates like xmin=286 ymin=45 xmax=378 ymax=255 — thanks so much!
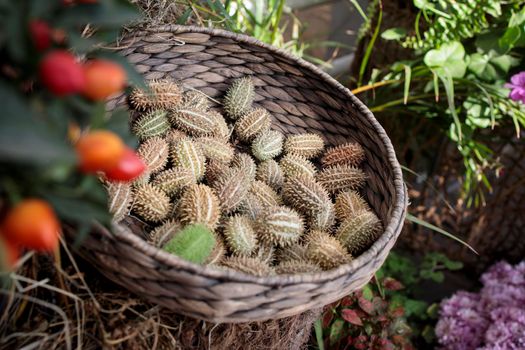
xmin=1 ymin=199 xmax=60 ymax=252
xmin=76 ymin=130 xmax=125 ymax=173
xmin=82 ymin=59 xmax=126 ymax=101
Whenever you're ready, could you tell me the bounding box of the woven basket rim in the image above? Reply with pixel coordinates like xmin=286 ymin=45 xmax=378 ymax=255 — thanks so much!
xmin=106 ymin=24 xmax=407 ymax=286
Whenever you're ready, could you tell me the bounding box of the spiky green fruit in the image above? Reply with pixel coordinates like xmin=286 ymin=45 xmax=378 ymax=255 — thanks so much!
xmin=163 ymin=224 xmax=216 ymax=264
xmin=224 ymin=77 xmax=255 ymax=119
xmin=335 ymin=190 xmax=370 ymax=221
xmin=177 ymin=184 xmax=220 ymax=230
xmin=256 ymin=159 xmax=284 ymax=191
xmin=165 ymin=129 xmax=188 ymax=145
xmin=280 ymin=154 xmax=317 ymax=179
xmin=148 ymin=219 xmax=181 ymax=247
xmin=195 ymin=137 xmax=234 ymax=163
xmin=224 ymin=215 xmax=258 ymax=256
xmin=238 ymin=192 xmax=264 ymax=220
xmin=249 ymin=180 xmax=282 ymax=207
xmin=321 ymin=142 xmax=365 ymax=168
xmin=306 ymin=230 xmax=352 ymax=270
xmin=277 ymin=243 xmax=308 ymax=263
xmin=282 ymin=175 xmax=331 ymax=216
xmin=234 ymin=108 xmax=271 ymax=142
xmin=132 ymin=110 xmax=170 ymax=140
xmin=107 ymin=182 xmax=132 ymax=222
xmin=336 ymin=209 xmax=383 ymax=256
xmin=275 ymin=260 xmax=321 ymax=274
xmin=206 ymin=237 xmax=226 ymax=265
xmin=221 ymin=256 xmax=272 ymax=277
xmin=252 ymin=129 xmax=284 ymax=161
xmin=129 ymin=79 xmax=183 ymax=111
xmin=231 ymin=152 xmax=256 ymax=182
xmin=212 ymin=168 xmax=251 ymax=213
xmin=205 ymin=159 xmax=230 ymax=184
xmin=182 ymin=90 xmax=209 ymax=110
xmin=151 ymin=167 xmax=195 ymax=195
xmin=256 ymin=206 xmax=304 ymax=247
xmin=316 ymin=165 xmax=366 ymax=195
xmin=133 ymin=183 xmax=172 ymax=222
xmin=137 ymin=136 xmax=169 ymax=174
xmin=284 ymin=133 xmax=324 ymax=158
xmin=171 ymin=139 xmax=206 ymax=181
xmin=170 ymin=107 xmax=218 ymax=136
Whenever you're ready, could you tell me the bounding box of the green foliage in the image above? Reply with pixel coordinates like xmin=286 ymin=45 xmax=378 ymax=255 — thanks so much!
xmin=163 ymin=224 xmax=216 ymax=264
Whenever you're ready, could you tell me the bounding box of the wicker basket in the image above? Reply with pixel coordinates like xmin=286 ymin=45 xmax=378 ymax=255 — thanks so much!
xmin=70 ymin=25 xmax=407 ymax=323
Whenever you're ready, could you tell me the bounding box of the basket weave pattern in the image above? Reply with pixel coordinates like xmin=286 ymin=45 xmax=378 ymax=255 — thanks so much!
xmin=74 ymin=25 xmax=407 ymax=323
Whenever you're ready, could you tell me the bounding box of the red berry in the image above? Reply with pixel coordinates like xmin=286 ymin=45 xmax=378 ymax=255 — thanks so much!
xmin=39 ymin=50 xmax=85 ymax=96
xmin=82 ymin=59 xmax=127 ymax=101
xmin=1 ymin=199 xmax=61 ymax=252
xmin=29 ymin=20 xmax=52 ymax=52
xmin=105 ymin=148 xmax=146 ymax=182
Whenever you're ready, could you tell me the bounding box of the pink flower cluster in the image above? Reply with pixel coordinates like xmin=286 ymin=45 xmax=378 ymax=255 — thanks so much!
xmin=435 ymin=261 xmax=525 ymax=350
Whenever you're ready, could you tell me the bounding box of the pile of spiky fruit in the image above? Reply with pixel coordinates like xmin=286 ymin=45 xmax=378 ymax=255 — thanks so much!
xmin=106 ymin=77 xmax=383 ymax=276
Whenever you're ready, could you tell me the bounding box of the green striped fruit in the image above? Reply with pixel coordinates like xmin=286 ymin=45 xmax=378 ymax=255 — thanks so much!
xmin=106 ymin=182 xmax=132 ymax=222
xmin=170 ymin=107 xmax=218 ymax=136
xmin=256 ymin=206 xmax=304 ymax=247
xmin=224 ymin=215 xmax=258 ymax=256
xmin=151 ymin=167 xmax=195 ymax=195
xmin=306 ymin=230 xmax=352 ymax=270
xmin=133 ymin=183 xmax=172 ymax=222
xmin=284 ymin=133 xmax=324 ymax=158
xmin=212 ymin=167 xmax=251 ymax=213
xmin=252 ymin=130 xmax=284 ymax=161
xmin=177 ymin=184 xmax=220 ymax=230
xmin=316 ymin=165 xmax=366 ymax=194
xmin=282 ymin=175 xmax=331 ymax=216
xmin=335 ymin=209 xmax=382 ymax=256
xmin=234 ymin=108 xmax=271 ymax=142
xmin=335 ymin=190 xmax=370 ymax=221
xmin=129 ymin=79 xmax=183 ymax=111
xmin=171 ymin=139 xmax=206 ymax=181
xmin=195 ymin=136 xmax=234 ymax=163
xmin=132 ymin=110 xmax=170 ymax=140
xmin=221 ymin=256 xmax=272 ymax=277
xmin=256 ymin=159 xmax=284 ymax=191
xmin=224 ymin=77 xmax=255 ymax=119
xmin=148 ymin=219 xmax=181 ymax=247
xmin=321 ymin=142 xmax=365 ymax=168
xmin=137 ymin=136 xmax=170 ymax=174
xmin=280 ymin=154 xmax=317 ymax=179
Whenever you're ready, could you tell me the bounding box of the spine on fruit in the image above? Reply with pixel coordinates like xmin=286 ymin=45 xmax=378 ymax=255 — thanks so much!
xmin=151 ymin=167 xmax=195 ymax=195
xmin=255 ymin=206 xmax=304 ymax=247
xmin=132 ymin=183 xmax=172 ymax=222
xmin=106 ymin=182 xmax=133 ymax=222
xmin=148 ymin=219 xmax=181 ymax=247
xmin=177 ymin=184 xmax=220 ymax=230
xmin=221 ymin=256 xmax=272 ymax=277
xmin=129 ymin=79 xmax=183 ymax=111
xmin=335 ymin=190 xmax=370 ymax=221
xmin=284 ymin=133 xmax=324 ymax=158
xmin=306 ymin=230 xmax=352 ymax=270
xmin=223 ymin=215 xmax=258 ymax=256
xmin=249 ymin=180 xmax=282 ymax=208
xmin=280 ymin=154 xmax=317 ymax=179
xmin=212 ymin=167 xmax=251 ymax=213
xmin=252 ymin=130 xmax=284 ymax=161
xmin=231 ymin=152 xmax=256 ymax=182
xmin=170 ymin=107 xmax=218 ymax=136
xmin=137 ymin=136 xmax=169 ymax=174
xmin=170 ymin=139 xmax=206 ymax=181
xmin=182 ymin=90 xmax=209 ymax=110
xmin=275 ymin=260 xmax=321 ymax=274
xmin=195 ymin=136 xmax=234 ymax=163
xmin=223 ymin=77 xmax=255 ymax=119
xmin=321 ymin=142 xmax=365 ymax=168
xmin=256 ymin=159 xmax=284 ymax=190
xmin=316 ymin=164 xmax=366 ymax=194
xmin=132 ymin=110 xmax=170 ymax=140
xmin=234 ymin=108 xmax=271 ymax=141
xmin=335 ymin=209 xmax=383 ymax=256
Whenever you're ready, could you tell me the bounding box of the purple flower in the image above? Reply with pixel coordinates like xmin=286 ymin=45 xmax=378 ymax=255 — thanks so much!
xmin=505 ymin=72 xmax=525 ymax=104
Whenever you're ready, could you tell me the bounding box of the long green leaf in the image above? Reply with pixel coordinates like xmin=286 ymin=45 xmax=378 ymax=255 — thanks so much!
xmin=358 ymin=1 xmax=382 ymax=87
xmin=347 ymin=0 xmax=368 ymax=21
xmin=314 ymin=318 xmax=325 ymax=350
xmin=438 ymin=72 xmax=462 ymax=141
xmin=403 ymin=64 xmax=412 ymax=104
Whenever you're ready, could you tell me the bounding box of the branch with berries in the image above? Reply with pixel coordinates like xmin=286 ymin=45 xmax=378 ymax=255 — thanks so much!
xmin=0 ymin=0 xmax=144 ymax=270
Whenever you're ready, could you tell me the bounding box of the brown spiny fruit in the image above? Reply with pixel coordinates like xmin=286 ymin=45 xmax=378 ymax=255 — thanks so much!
xmin=132 ymin=170 xmax=151 ymax=187
xmin=148 ymin=219 xmax=181 ymax=247
xmin=209 ymin=111 xmax=231 ymax=141
xmin=253 ymin=243 xmax=275 ymax=266
xmin=280 ymin=154 xmax=317 ymax=178
xmin=171 ymin=139 xmax=206 ymax=181
xmin=137 ymin=136 xmax=169 ymax=174
xmin=177 ymin=184 xmax=220 ymax=230
xmin=165 ymin=129 xmax=188 ymax=145
xmin=282 ymin=175 xmax=331 ymax=216
xmin=284 ymin=133 xmax=324 ymax=159
xmin=249 ymin=180 xmax=282 ymax=207
xmin=251 ymin=129 xmax=284 ymax=161
xmin=276 ymin=260 xmax=321 ymax=274
xmin=106 ymin=182 xmax=132 ymax=222
xmin=132 ymin=110 xmax=170 ymax=140
xmin=129 ymin=79 xmax=183 ymax=111
xmin=205 ymin=237 xmax=226 ymax=265
xmin=224 ymin=215 xmax=258 ymax=256
xmin=277 ymin=243 xmax=308 ymax=263
xmin=182 ymin=90 xmax=209 ymax=110
xmin=195 ymin=136 xmax=234 ymax=163
xmin=256 ymin=206 xmax=304 ymax=247
xmin=170 ymin=107 xmax=218 ymax=136
xmin=336 ymin=209 xmax=383 ymax=256
xmin=256 ymin=159 xmax=284 ymax=191
xmin=306 ymin=230 xmax=352 ymax=270
xmin=308 ymin=203 xmax=336 ymax=231
xmin=223 ymin=77 xmax=255 ymax=119
xmin=133 ymin=183 xmax=172 ymax=222
xmin=221 ymin=256 xmax=272 ymax=277
xmin=321 ymin=142 xmax=365 ymax=168
xmin=234 ymin=108 xmax=271 ymax=142
xmin=232 ymin=152 xmax=256 ymax=182
xmin=212 ymin=167 xmax=251 ymax=213
xmin=238 ymin=192 xmax=264 ymax=220
xmin=205 ymin=159 xmax=230 ymax=184
xmin=316 ymin=165 xmax=366 ymax=195
xmin=335 ymin=190 xmax=370 ymax=221
xmin=151 ymin=167 xmax=195 ymax=195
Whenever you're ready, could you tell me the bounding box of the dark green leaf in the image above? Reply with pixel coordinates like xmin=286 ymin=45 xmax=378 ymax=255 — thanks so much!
xmin=329 ymin=319 xmax=344 ymax=345
xmin=46 ymin=194 xmax=111 ymax=224
xmin=56 ymin=0 xmax=140 ymax=29
xmin=499 ymin=26 xmax=521 ymax=52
